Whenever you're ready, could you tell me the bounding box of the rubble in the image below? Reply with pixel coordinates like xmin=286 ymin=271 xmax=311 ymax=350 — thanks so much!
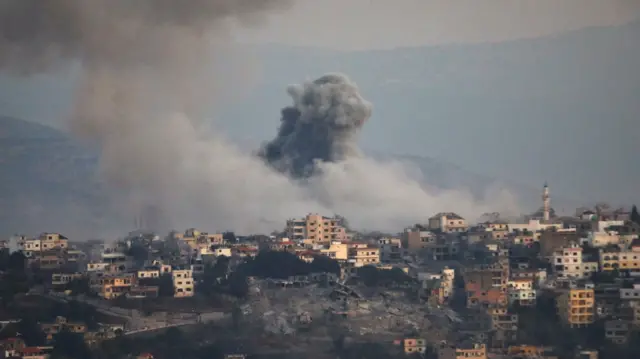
xmin=243 ymin=275 xmax=440 ymax=340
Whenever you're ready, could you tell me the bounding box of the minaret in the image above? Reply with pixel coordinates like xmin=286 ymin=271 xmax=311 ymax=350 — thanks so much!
xmin=542 ymin=182 xmax=550 ymax=222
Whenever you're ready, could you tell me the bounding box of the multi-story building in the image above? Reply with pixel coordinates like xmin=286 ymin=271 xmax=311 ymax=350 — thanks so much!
xmin=428 ymin=212 xmax=468 ymax=233
xmin=90 ymin=273 xmax=136 ymax=299
xmin=51 ymin=273 xmax=84 ymax=288
xmin=539 ymin=230 xmax=580 ymax=259
xmin=599 ymin=247 xmax=640 ymax=273
xmin=19 ymin=233 xmax=69 ymax=254
xmin=487 ymin=307 xmax=518 ymax=348
xmin=604 ymin=319 xmax=631 ymax=345
xmin=347 ymin=244 xmax=379 ymax=268
xmin=378 ymin=238 xmax=404 ymax=263
xmin=595 ymin=283 xmax=623 ymax=319
xmin=588 ymin=231 xmax=622 ymax=248
xmin=437 ymin=342 xmax=487 ymax=359
xmin=319 ymin=241 xmax=348 ymax=261
xmin=507 ymin=278 xmax=536 ymax=306
xmin=402 ymin=338 xmax=426 ymax=355
xmin=172 ymin=269 xmax=194 ymax=298
xmin=553 ymin=242 xmax=598 ymax=279
xmin=285 ymin=214 xmax=347 ymax=243
xmin=556 ymin=285 xmax=595 ymax=327
xmin=403 ymin=228 xmax=435 ymax=252
xmin=40 ymin=316 xmax=87 ymax=342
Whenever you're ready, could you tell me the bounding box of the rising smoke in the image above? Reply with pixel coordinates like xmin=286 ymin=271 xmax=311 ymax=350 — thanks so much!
xmin=0 ymin=0 xmax=519 ymax=234
xmin=259 ymin=73 xmax=372 ymax=178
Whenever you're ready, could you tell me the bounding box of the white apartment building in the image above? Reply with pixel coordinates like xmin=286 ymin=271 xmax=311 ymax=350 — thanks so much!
xmin=172 ymin=269 xmax=194 ymax=298
xmin=552 ymin=243 xmax=598 ymax=279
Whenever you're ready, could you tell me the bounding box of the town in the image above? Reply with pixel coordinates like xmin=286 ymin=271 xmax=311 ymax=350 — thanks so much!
xmin=1 ymin=184 xmax=640 ymax=359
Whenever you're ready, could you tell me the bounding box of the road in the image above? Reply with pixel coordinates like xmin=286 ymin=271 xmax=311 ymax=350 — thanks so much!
xmin=32 ymin=289 xmax=227 ymax=334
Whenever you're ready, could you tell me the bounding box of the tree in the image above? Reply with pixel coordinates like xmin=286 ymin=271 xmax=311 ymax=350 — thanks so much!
xmin=631 ymin=205 xmax=640 ymax=225
xmin=157 ymin=274 xmax=175 ymax=297
xmin=51 ymin=330 xmax=92 ymax=359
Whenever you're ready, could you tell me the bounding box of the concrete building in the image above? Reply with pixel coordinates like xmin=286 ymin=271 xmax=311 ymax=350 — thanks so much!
xmin=378 ymin=238 xmax=404 ymax=263
xmin=347 ymin=244 xmax=380 ymax=268
xmin=438 ymin=342 xmax=487 ymax=359
xmin=599 ymin=247 xmax=640 ymax=273
xmin=172 ymin=269 xmax=194 ymax=298
xmin=319 ymin=241 xmax=348 ymax=261
xmin=552 ymin=242 xmax=599 ymax=279
xmin=507 ymin=279 xmax=536 ymax=306
xmin=539 ymin=231 xmax=580 ymax=258
xmin=427 ymin=212 xmax=468 ymax=233
xmin=285 ymin=213 xmax=348 ymax=243
xmin=604 ymin=319 xmax=631 ymax=345
xmin=556 ymin=285 xmax=595 ymax=327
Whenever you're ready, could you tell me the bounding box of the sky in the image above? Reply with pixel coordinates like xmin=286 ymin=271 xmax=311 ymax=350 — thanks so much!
xmin=1 ymin=0 xmax=639 ymax=207
xmin=233 ymin=0 xmax=640 ymax=49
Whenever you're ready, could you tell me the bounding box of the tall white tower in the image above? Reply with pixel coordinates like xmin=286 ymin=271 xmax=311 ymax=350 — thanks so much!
xmin=542 ymin=182 xmax=550 ymax=222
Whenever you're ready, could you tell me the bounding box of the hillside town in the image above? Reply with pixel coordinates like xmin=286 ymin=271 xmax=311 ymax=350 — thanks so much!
xmin=1 ymin=184 xmax=640 ymax=359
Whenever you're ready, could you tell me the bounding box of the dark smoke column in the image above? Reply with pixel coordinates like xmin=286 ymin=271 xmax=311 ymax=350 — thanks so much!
xmin=259 ymin=73 xmax=372 ymax=178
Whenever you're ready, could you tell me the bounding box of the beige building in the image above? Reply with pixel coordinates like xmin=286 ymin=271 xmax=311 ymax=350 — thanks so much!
xmin=286 ymin=213 xmax=348 ymax=243
xmin=438 ymin=342 xmax=487 ymax=359
xmin=428 ymin=212 xmax=468 ymax=233
xmin=320 ymin=241 xmax=348 ymax=261
xmin=19 ymin=233 xmax=69 ymax=254
xmin=172 ymin=269 xmax=194 ymax=298
xmin=553 ymin=242 xmax=598 ymax=279
xmin=347 ymin=243 xmax=380 ymax=267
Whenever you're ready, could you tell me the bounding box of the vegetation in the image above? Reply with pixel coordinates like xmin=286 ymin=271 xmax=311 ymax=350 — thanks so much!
xmin=356 ymin=265 xmax=414 ymax=287
xmin=225 ymin=250 xmax=341 ymax=298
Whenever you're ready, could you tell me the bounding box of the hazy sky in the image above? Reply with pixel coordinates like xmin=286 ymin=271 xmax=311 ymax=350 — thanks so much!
xmin=234 ymin=0 xmax=640 ymax=50
xmin=1 ymin=0 xmax=639 ymax=208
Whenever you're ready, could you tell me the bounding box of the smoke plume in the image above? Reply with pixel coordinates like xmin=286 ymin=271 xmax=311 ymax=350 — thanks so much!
xmin=260 ymin=73 xmax=372 ymax=178
xmin=0 ymin=0 xmax=519 ymax=234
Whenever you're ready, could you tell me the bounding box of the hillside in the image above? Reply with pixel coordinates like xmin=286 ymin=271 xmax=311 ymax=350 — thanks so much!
xmin=222 ymin=20 xmax=640 ymax=205
xmin=0 ymin=117 xmax=122 ymax=239
xmin=0 ymin=117 xmax=552 ymax=237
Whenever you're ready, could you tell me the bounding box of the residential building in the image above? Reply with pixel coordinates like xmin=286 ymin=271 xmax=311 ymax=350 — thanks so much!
xmin=51 ymin=273 xmax=84 ymax=287
xmin=40 ymin=316 xmax=87 ymax=342
xmin=19 ymin=233 xmax=69 ymax=254
xmin=378 ymin=237 xmax=404 ymax=263
xmin=539 ymin=231 xmax=580 ymax=258
xmin=604 ymin=319 xmax=631 ymax=345
xmin=428 ymin=212 xmax=468 ymax=233
xmin=319 ymin=241 xmax=348 ymax=261
xmin=137 ymin=269 xmax=160 ymax=279
xmin=347 ymin=244 xmax=379 ymax=268
xmin=556 ymin=285 xmax=595 ymax=327
xmin=90 ymin=273 xmax=136 ymax=299
xmin=437 ymin=342 xmax=487 ymax=359
xmin=172 ymin=269 xmax=194 ymax=298
xmin=285 ymin=213 xmax=347 ymax=243
xmin=403 ymin=338 xmax=426 ymax=355
xmin=553 ymin=242 xmax=598 ymax=279
xmin=403 ymin=228 xmax=436 ymax=252
xmin=507 ymin=278 xmax=536 ymax=306
xmin=599 ymin=247 xmax=640 ymax=273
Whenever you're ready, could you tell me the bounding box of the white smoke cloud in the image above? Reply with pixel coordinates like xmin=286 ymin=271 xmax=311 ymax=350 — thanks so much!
xmin=0 ymin=0 xmax=520 ymax=235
